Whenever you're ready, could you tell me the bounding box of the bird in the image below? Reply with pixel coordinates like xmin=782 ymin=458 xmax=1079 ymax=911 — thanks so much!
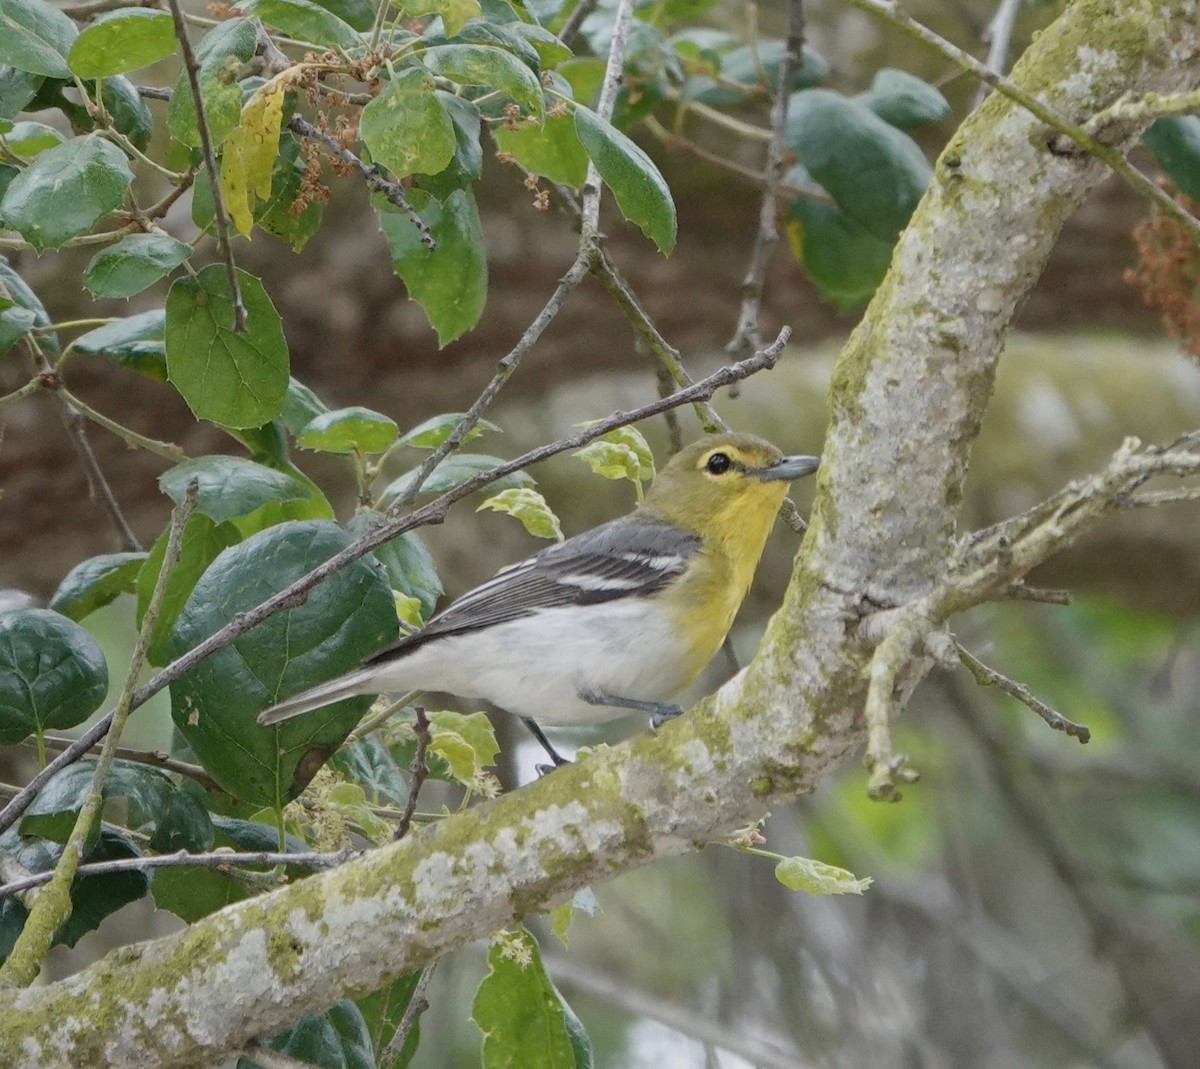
xmin=257 ymin=432 xmax=820 ymax=765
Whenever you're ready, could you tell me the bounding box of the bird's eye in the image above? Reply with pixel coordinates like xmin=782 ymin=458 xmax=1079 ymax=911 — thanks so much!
xmin=705 ymin=452 xmax=732 ymax=475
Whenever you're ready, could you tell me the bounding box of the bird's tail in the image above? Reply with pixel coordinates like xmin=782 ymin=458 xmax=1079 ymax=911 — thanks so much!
xmin=257 ymin=666 xmax=381 ymax=726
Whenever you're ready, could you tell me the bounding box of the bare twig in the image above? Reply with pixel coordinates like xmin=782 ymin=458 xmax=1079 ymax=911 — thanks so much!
xmin=973 ymin=0 xmax=1023 ymax=108
xmin=57 ymin=386 xmax=188 ymax=462
xmin=0 ymin=334 xmax=791 ymax=836
xmin=956 ymin=642 xmax=1091 ymax=742
xmin=727 ymin=0 xmax=804 ymax=359
xmin=37 ymin=735 xmax=221 ymax=793
xmin=558 ymin=0 xmax=601 ymax=51
xmin=394 ymin=709 xmax=431 ymax=841
xmin=287 ymin=115 xmax=434 ymax=250
xmin=165 ymin=0 xmax=245 ymax=331
xmin=59 ymin=402 xmax=142 ymax=551
xmin=60 ymin=0 xmax=148 ymax=16
xmin=0 ymin=848 xmax=349 ymax=901
xmin=380 ymin=963 xmax=437 ymax=1068
xmin=1003 ymin=582 xmax=1072 ymax=605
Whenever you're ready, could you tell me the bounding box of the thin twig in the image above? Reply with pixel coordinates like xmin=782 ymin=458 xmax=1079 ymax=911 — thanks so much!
xmin=287 ymin=115 xmax=434 ymax=250
xmin=974 ymin=0 xmax=1024 ymax=108
xmin=394 ymin=708 xmax=431 ymax=841
xmin=0 ymin=485 xmax=195 ymax=986
xmin=558 ymin=0 xmax=601 ymax=51
xmin=165 ymin=0 xmax=245 ymax=331
xmin=60 ymin=0 xmax=146 ymax=17
xmin=0 ymin=848 xmax=349 ymax=901
xmin=1003 ymin=582 xmax=1072 ymax=605
xmin=58 ymin=386 xmax=188 ymax=462
xmin=0 ymin=333 xmax=792 ymax=836
xmin=0 ymin=378 xmax=42 ymax=409
xmin=726 ymin=0 xmax=804 ymax=359
xmin=59 ymin=402 xmax=142 ymax=552
xmin=37 ymin=735 xmax=221 ymax=793
xmin=380 ymin=963 xmax=437 ymax=1068
xmin=956 ymin=642 xmax=1091 ymax=742
xmin=580 ymin=0 xmax=636 ymax=241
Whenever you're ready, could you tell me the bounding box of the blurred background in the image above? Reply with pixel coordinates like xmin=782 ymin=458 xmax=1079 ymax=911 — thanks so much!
xmin=3 ymin=0 xmax=1200 ymax=1067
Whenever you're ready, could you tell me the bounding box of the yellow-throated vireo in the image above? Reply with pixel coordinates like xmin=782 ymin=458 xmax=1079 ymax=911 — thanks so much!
xmin=257 ymin=433 xmax=819 ymax=764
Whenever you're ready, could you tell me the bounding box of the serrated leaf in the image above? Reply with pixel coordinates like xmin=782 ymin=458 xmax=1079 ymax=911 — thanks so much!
xmin=167 ymin=17 xmax=258 ymax=148
xmin=167 ymin=521 xmax=396 ymax=807
xmin=296 ymin=407 xmax=399 ymax=454
xmin=383 ymin=452 xmax=533 ymax=501
xmin=236 ymin=0 xmax=361 ymax=49
xmin=573 ymin=428 xmax=654 ymax=496
xmin=100 ymin=74 xmax=154 ymax=151
xmin=377 ymin=188 xmax=487 ymax=345
xmin=68 ymin=9 xmax=176 ymax=79
xmin=2 ymin=119 xmax=63 ymax=156
xmin=0 ymin=0 xmax=76 ymax=78
xmin=165 ymin=264 xmax=290 ymax=429
xmin=360 ymin=67 xmax=457 ymax=180
xmin=785 ymin=192 xmax=893 ymax=310
xmin=773 ymin=855 xmax=872 ymax=895
xmin=478 ymin=487 xmax=563 ymax=541
xmin=396 ymin=412 xmax=500 ymax=450
xmin=220 ymin=81 xmax=286 ymax=237
xmin=281 ymin=376 xmax=330 ymax=433
xmin=49 ymin=552 xmax=147 ymax=621
xmin=785 ymin=89 xmax=930 ymax=243
xmin=856 ymin=68 xmax=950 ymax=130
xmin=493 ymin=110 xmax=588 ymax=187
xmin=423 ymin=44 xmax=544 ymax=120
xmin=83 ymin=233 xmax=192 ymax=299
xmin=72 ymin=308 xmax=167 ymax=380
xmin=159 ymin=455 xmax=317 ymax=523
xmin=0 ymin=133 xmax=133 ymax=250
xmin=0 ymin=609 xmax=108 ymax=747
xmin=473 ymin=927 xmax=586 ymax=1069
xmin=404 ymin=0 xmax=480 ymax=36
xmin=574 ymin=105 xmax=675 ymax=253
xmin=1142 ymin=116 xmax=1200 ymax=201
xmin=428 ymin=709 xmax=498 ymax=783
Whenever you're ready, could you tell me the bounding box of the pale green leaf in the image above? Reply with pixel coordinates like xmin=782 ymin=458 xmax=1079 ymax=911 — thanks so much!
xmin=773 ymin=855 xmax=873 ymax=895
xmin=477 ymin=487 xmax=563 ymax=541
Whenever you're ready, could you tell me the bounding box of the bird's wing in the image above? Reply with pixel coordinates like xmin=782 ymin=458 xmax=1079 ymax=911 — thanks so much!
xmin=365 ymin=516 xmax=702 ymax=664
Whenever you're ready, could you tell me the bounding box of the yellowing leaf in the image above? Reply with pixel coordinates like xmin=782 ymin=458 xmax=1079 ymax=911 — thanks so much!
xmin=574 ymin=426 xmax=655 ymax=500
xmin=220 ymin=82 xmax=285 ymax=236
xmin=774 ymin=855 xmax=872 ymax=895
xmin=428 ymin=710 xmax=498 ymax=784
xmin=393 ymin=592 xmax=424 ymax=627
xmin=477 ymin=487 xmax=563 ymax=542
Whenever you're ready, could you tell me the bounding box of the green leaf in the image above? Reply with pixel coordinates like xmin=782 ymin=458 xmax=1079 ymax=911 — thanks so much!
xmin=159 ymin=455 xmax=317 ymax=524
xmin=574 ymin=105 xmax=676 ymax=253
xmin=67 ymin=9 xmax=176 ymax=78
xmin=281 ymin=376 xmax=330 ymax=434
xmin=0 ymin=257 xmax=52 ymax=357
xmin=414 ymin=92 xmax=482 ymax=199
xmin=236 ymin=0 xmax=361 ymax=49
xmin=421 ymin=20 xmax=540 ymax=71
xmin=573 ymin=427 xmax=654 ymax=496
xmin=137 ymin=513 xmax=243 ymax=666
xmin=242 ymin=1001 xmax=376 ymax=1069
xmin=682 ymin=39 xmax=828 ymax=108
xmin=313 ymin=0 xmax=374 ymax=31
xmin=72 ymin=308 xmax=167 ymax=380
xmin=99 ymin=75 xmax=154 ymax=151
xmin=549 ymin=886 xmax=598 ymax=949
xmin=166 ymin=17 xmax=259 ymax=148
xmin=785 ymin=89 xmax=930 ymax=243
xmin=382 ymin=452 xmax=533 ymax=501
xmin=856 ymin=68 xmax=950 ymax=130
xmin=2 ymin=119 xmax=63 ymax=156
xmin=493 ymin=110 xmax=588 ymax=187
xmin=773 ymin=855 xmax=873 ymax=895
xmin=404 ymin=0 xmax=480 ymax=35
xmin=255 ymin=140 xmax=323 ymax=250
xmin=148 ymin=784 xmax=215 ymax=853
xmin=784 ymin=191 xmax=894 ymax=310
xmin=377 ymin=187 xmax=487 ymax=345
xmin=509 ymin=22 xmax=571 ymax=68
xmin=428 ymin=709 xmax=498 ymax=783
xmin=0 ymin=609 xmax=108 ymax=747
xmin=167 ymin=521 xmax=397 ymax=807
xmin=0 ymin=133 xmax=133 ymax=250
xmin=350 ymin=516 xmax=443 ymax=619
xmin=21 ymin=760 xmax=174 ymax=842
xmin=0 ymin=66 xmax=43 ymax=120
xmin=83 ymin=233 xmax=192 ymax=299
xmin=395 ymin=412 xmax=500 ymax=449
xmin=473 ymin=927 xmax=587 ymax=1069
xmin=328 ymin=734 xmax=409 ymax=806
xmin=360 ymin=66 xmax=457 ymax=180
xmin=423 ymin=44 xmax=544 ymax=121
xmin=1142 ymin=116 xmax=1200 ymax=201
xmin=478 ymin=487 xmax=563 ymax=541
xmin=49 ymin=552 xmax=147 ymax=621
xmin=357 ymin=971 xmax=423 ymax=1060
xmin=165 ymin=264 xmax=290 ymax=430
xmin=296 ymin=407 xmax=399 ymax=454
xmin=0 ymin=0 xmax=76 ymax=78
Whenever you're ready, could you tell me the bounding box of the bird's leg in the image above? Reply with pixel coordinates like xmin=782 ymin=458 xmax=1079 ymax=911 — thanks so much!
xmin=579 ymin=690 xmax=684 ymax=731
xmin=521 ymin=717 xmax=570 ymax=772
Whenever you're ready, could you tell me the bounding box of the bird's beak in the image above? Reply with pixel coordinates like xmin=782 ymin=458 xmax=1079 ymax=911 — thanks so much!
xmin=755 ymin=454 xmax=820 ymax=482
